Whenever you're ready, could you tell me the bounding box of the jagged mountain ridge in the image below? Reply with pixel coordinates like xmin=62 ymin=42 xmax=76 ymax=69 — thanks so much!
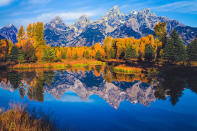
xmin=1 ymin=6 xmax=197 ymax=46
xmin=44 ymin=6 xmax=197 ymax=46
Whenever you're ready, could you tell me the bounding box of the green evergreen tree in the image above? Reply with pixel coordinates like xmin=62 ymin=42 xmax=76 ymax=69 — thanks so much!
xmin=8 ymin=71 xmax=22 ymax=89
xmin=61 ymin=50 xmax=66 ymax=59
xmin=144 ymin=44 xmax=155 ymax=62
xmin=163 ymin=30 xmax=186 ymax=63
xmin=124 ymin=47 xmax=137 ymax=59
xmin=187 ymin=36 xmax=197 ymax=61
xmin=112 ymin=40 xmax=117 ymax=58
xmin=74 ymin=52 xmax=78 ymax=59
xmin=42 ymin=47 xmax=56 ymax=62
xmin=84 ymin=50 xmax=90 ymax=59
xmin=95 ymin=50 xmax=102 ymax=60
xmin=109 ymin=48 xmax=115 ymax=59
xmin=17 ymin=49 xmax=24 ymax=64
xmin=9 ymin=46 xmax=18 ymax=63
xmin=19 ymin=87 xmax=25 ymax=99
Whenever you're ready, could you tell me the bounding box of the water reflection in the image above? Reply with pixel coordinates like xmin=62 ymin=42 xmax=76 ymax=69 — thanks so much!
xmin=0 ymin=66 xmax=197 ymax=109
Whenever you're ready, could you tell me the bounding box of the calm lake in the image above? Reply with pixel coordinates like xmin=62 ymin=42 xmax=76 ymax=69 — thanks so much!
xmin=0 ymin=65 xmax=197 ymax=131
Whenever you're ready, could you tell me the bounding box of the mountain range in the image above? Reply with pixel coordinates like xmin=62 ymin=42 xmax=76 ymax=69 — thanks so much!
xmin=0 ymin=6 xmax=197 ymax=46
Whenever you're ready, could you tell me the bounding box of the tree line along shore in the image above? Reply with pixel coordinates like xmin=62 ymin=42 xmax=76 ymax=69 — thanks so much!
xmin=1 ymin=22 xmax=197 ymax=69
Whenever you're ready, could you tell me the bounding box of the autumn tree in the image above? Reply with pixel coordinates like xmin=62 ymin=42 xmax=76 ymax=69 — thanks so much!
xmin=21 ymin=39 xmax=37 ymax=62
xmin=32 ymin=22 xmax=47 ymax=61
xmin=103 ymin=36 xmax=113 ymax=59
xmin=154 ymin=22 xmax=167 ymax=45
xmin=33 ymin=22 xmax=45 ymax=46
xmin=66 ymin=47 xmax=72 ymax=59
xmin=154 ymin=22 xmax=168 ymax=57
xmin=17 ymin=25 xmax=25 ymax=41
xmin=26 ymin=24 xmax=33 ymax=39
xmin=0 ymin=39 xmax=13 ymax=62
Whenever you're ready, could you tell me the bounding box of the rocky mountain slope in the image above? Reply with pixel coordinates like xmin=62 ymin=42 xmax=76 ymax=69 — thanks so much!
xmin=44 ymin=6 xmax=197 ymax=46
xmin=0 ymin=24 xmax=17 ymax=43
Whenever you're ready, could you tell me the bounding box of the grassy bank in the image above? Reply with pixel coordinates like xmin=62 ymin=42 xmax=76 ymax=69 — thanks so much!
xmin=113 ymin=65 xmax=143 ymax=74
xmin=0 ymin=105 xmax=57 ymax=131
xmin=9 ymin=59 xmax=105 ymax=69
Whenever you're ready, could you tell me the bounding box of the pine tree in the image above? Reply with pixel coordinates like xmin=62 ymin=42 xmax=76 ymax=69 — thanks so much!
xmin=95 ymin=50 xmax=102 ymax=60
xmin=124 ymin=47 xmax=137 ymax=59
xmin=74 ymin=52 xmax=78 ymax=59
xmin=144 ymin=44 xmax=155 ymax=62
xmin=17 ymin=49 xmax=24 ymax=64
xmin=163 ymin=30 xmax=186 ymax=63
xmin=187 ymin=36 xmax=197 ymax=61
xmin=84 ymin=50 xmax=90 ymax=59
xmin=10 ymin=46 xmax=18 ymax=63
xmin=109 ymin=48 xmax=115 ymax=59
xmin=61 ymin=50 xmax=66 ymax=59
xmin=42 ymin=47 xmax=56 ymax=62
xmin=112 ymin=39 xmax=118 ymax=59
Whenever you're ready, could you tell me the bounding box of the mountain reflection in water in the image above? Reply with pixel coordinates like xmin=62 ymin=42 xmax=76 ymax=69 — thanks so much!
xmin=0 ymin=66 xmax=197 ymax=108
xmin=0 ymin=66 xmax=197 ymax=131
xmin=0 ymin=69 xmax=157 ymax=109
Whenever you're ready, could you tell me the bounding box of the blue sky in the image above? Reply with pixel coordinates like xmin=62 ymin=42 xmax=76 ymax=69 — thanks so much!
xmin=0 ymin=0 xmax=197 ymax=28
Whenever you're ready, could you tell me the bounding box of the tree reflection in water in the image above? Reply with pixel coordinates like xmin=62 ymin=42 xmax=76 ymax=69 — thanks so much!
xmin=0 ymin=65 xmax=197 ymax=107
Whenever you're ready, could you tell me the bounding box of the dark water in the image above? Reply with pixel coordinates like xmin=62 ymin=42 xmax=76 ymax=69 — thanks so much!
xmin=0 ymin=66 xmax=197 ymax=131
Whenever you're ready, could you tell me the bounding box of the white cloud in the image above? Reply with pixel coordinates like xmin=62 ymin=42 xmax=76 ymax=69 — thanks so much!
xmin=0 ymin=0 xmax=14 ymax=6
xmin=151 ymin=0 xmax=197 ymax=14
xmin=37 ymin=11 xmax=97 ymax=22
xmin=28 ymin=0 xmax=51 ymax=4
xmin=13 ymin=10 xmax=99 ymax=27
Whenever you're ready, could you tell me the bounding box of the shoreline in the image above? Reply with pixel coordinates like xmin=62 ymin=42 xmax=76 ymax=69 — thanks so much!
xmin=8 ymin=60 xmax=105 ymax=69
